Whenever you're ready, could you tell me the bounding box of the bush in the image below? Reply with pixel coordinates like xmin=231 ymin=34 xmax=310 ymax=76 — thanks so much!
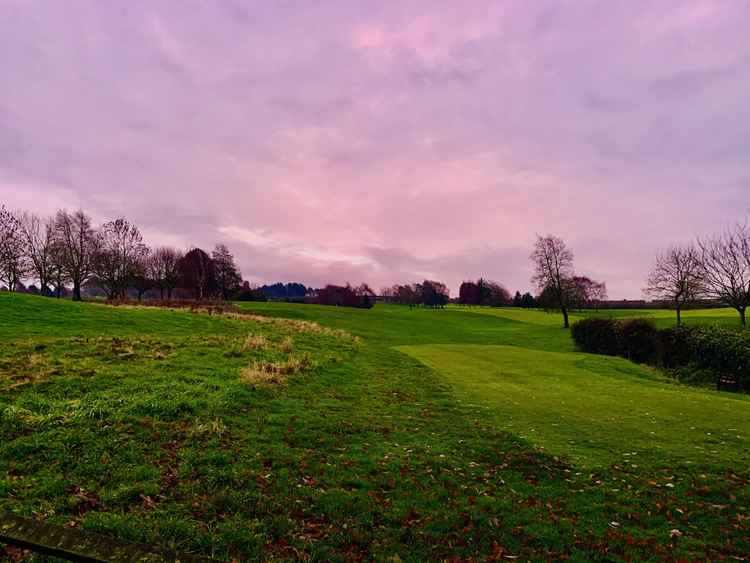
xmin=618 ymin=319 xmax=658 ymax=364
xmin=656 ymin=325 xmax=698 ymax=369
xmin=688 ymin=326 xmax=750 ymax=389
xmin=573 ymin=318 xmax=750 ymax=391
xmin=570 ymin=318 xmax=621 ymax=356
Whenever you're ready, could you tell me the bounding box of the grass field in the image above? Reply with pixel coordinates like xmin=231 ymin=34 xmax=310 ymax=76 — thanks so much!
xmin=1 ymin=294 xmax=748 ymax=560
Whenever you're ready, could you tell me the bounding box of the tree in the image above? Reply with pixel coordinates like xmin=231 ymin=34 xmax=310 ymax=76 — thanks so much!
xmin=353 ymin=283 xmax=376 ymax=308
xmin=480 ymin=279 xmax=511 ymax=307
xmin=458 ymin=281 xmax=480 ymax=305
xmin=531 ymin=234 xmax=575 ymax=328
xmin=0 ymin=207 xmax=28 ymax=292
xmin=698 ymin=222 xmax=750 ymax=327
xmin=18 ymin=212 xmax=57 ymax=296
xmin=520 ymin=292 xmax=536 ymax=308
xmin=212 ymin=244 xmax=242 ymax=301
xmin=421 ymin=280 xmax=449 ymax=308
xmin=148 ymin=247 xmax=183 ymax=299
xmin=460 ymin=279 xmax=511 ymax=306
xmin=643 ymin=245 xmax=704 ymax=325
xmin=92 ymin=218 xmax=149 ymax=300
xmin=570 ymin=276 xmax=608 ymax=310
xmin=179 ymin=247 xmax=215 ymax=300
xmin=513 ymin=291 xmax=523 ymax=307
xmin=53 ymin=209 xmax=97 ymax=301
xmin=316 ymin=283 xmax=376 ymax=308
xmin=131 ymin=252 xmax=152 ymax=301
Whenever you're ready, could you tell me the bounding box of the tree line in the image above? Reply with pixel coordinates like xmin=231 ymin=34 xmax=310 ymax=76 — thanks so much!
xmin=4 ymin=204 xmax=747 ymax=323
xmin=644 ymin=221 xmax=750 ymax=327
xmin=530 ymin=221 xmax=750 ymax=328
xmin=0 ymin=206 xmax=243 ymax=301
xmin=379 ymin=281 xmax=450 ymax=308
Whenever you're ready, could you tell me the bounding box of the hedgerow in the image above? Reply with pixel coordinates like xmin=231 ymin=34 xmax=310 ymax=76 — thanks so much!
xmin=572 ymin=319 xmax=750 ymax=391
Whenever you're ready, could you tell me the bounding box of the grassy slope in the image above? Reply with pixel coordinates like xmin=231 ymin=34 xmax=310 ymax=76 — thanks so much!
xmin=1 ymin=295 xmax=749 ymax=560
xmin=397 ymin=344 xmax=750 ymax=467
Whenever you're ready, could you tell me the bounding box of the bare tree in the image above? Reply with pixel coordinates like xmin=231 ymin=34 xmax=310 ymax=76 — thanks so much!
xmin=92 ymin=218 xmax=149 ymax=300
xmin=0 ymin=206 xmax=27 ymax=291
xmin=148 ymin=247 xmax=183 ymax=299
xmin=212 ymin=244 xmax=242 ymax=301
xmin=53 ymin=209 xmax=97 ymax=301
xmin=131 ymin=251 xmax=152 ymax=301
xmin=644 ymin=244 xmax=704 ymax=325
xmin=531 ymin=234 xmax=575 ymax=327
xmin=19 ymin=212 xmax=58 ymax=295
xmin=698 ymin=222 xmax=750 ymax=327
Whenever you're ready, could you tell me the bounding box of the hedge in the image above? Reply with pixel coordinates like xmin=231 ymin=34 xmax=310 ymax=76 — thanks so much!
xmin=571 ymin=318 xmax=750 ymax=391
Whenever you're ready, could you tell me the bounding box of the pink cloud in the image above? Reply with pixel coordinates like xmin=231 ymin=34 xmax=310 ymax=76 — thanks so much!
xmin=1 ymin=1 xmax=749 ymax=298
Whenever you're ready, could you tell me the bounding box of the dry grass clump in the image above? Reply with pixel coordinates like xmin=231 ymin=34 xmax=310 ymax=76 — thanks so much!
xmin=187 ymin=418 xmax=228 ymax=439
xmin=240 ymin=354 xmax=312 ymax=385
xmin=225 ymin=312 xmax=358 ymax=343
xmin=280 ymin=336 xmax=294 ymax=354
xmin=243 ymin=334 xmax=269 ymax=351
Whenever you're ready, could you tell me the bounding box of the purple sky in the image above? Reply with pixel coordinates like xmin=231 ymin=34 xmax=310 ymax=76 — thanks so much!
xmin=1 ymin=1 xmax=749 ymax=298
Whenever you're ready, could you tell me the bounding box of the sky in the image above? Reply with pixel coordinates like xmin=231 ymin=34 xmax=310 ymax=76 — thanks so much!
xmin=1 ymin=1 xmax=749 ymax=298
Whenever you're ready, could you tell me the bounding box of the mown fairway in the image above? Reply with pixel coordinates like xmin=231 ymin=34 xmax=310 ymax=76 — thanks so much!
xmin=1 ymin=295 xmax=749 ymax=561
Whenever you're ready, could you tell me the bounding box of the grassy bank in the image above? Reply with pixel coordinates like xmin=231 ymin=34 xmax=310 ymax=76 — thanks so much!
xmin=1 ymin=294 xmax=748 ymax=560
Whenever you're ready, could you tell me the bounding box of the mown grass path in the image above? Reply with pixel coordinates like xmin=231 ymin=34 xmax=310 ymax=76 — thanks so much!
xmin=1 ymin=295 xmax=748 ymax=560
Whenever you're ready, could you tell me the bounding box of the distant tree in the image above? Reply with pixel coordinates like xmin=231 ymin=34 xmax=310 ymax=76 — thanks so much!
xmin=644 ymin=244 xmax=704 ymax=325
xmin=458 ymin=281 xmax=480 ymax=305
xmin=212 ymin=244 xmax=242 ymax=301
xmin=316 ymin=283 xmax=375 ymax=308
xmin=379 ymin=286 xmax=395 ymax=303
xmin=520 ymin=292 xmax=536 ymax=308
xmin=235 ymin=281 xmax=267 ymax=301
xmin=531 ymin=234 xmax=575 ymax=328
xmin=18 ymin=212 xmax=57 ymax=296
xmin=392 ymin=284 xmax=419 ymax=307
xmin=480 ymin=279 xmax=511 ymax=307
xmin=259 ymin=282 xmax=309 ymax=301
xmin=92 ymin=218 xmax=149 ymax=300
xmin=460 ymin=279 xmax=510 ymax=306
xmin=569 ymin=276 xmax=608 ymax=310
xmin=354 ymin=283 xmax=376 ymax=308
xmin=53 ymin=209 xmax=97 ymax=301
xmin=0 ymin=207 xmax=28 ymax=292
xmin=512 ymin=291 xmax=523 ymax=307
xmin=148 ymin=247 xmax=183 ymax=299
xmin=588 ymin=280 xmax=608 ymax=310
xmin=421 ymin=280 xmax=449 ymax=308
xmin=131 ymin=251 xmax=152 ymax=301
xmin=179 ymin=247 xmax=216 ymax=300
xmin=698 ymin=222 xmax=750 ymax=327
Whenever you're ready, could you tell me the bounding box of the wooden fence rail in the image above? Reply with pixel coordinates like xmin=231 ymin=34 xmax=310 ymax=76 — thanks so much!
xmin=0 ymin=513 xmax=217 ymax=562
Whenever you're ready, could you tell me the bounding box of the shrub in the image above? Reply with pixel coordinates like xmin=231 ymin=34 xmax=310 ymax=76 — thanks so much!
xmin=574 ymin=318 xmax=750 ymax=391
xmin=688 ymin=326 xmax=750 ymax=389
xmin=656 ymin=325 xmax=698 ymax=369
xmin=570 ymin=318 xmax=621 ymax=356
xmin=618 ymin=319 xmax=658 ymax=364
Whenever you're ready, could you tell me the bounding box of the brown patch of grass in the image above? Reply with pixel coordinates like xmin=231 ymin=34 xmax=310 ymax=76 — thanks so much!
xmin=279 ymin=336 xmax=294 ymax=354
xmin=243 ymin=334 xmax=269 ymax=351
xmin=240 ymin=354 xmax=312 ymax=385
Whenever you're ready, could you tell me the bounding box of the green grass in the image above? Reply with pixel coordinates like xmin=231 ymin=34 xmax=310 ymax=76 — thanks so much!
xmin=397 ymin=344 xmax=750 ymax=467
xmin=1 ymin=294 xmax=748 ymax=561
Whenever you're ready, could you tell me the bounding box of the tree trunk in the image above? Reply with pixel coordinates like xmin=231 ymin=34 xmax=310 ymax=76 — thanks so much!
xmin=73 ymin=281 xmax=82 ymax=301
xmin=741 ymin=308 xmax=747 ymax=328
xmin=562 ymin=307 xmax=569 ymax=328
xmin=160 ymin=287 xmax=164 ymax=300
xmin=676 ymin=304 xmax=682 ymax=326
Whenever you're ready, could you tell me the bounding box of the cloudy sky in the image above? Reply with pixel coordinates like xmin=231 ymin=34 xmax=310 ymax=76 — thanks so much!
xmin=1 ymin=1 xmax=749 ymax=298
